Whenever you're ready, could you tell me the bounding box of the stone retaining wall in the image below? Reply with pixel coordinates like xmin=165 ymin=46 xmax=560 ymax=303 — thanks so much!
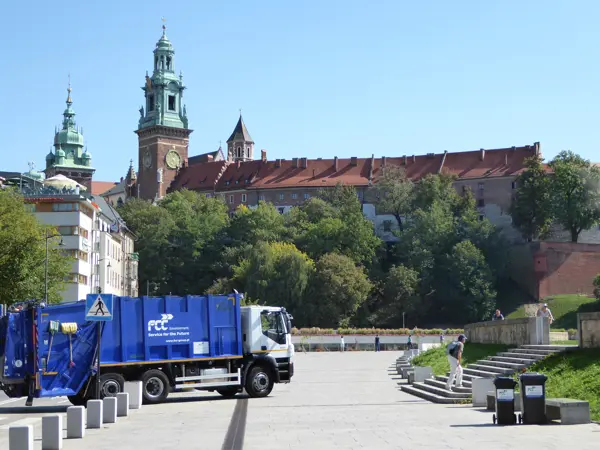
xmin=464 ymin=317 xmax=550 ymax=346
xmin=577 ymin=312 xmax=600 ymax=348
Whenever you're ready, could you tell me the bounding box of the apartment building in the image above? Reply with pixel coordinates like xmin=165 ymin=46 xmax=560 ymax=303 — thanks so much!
xmin=21 ymin=183 xmax=138 ymax=301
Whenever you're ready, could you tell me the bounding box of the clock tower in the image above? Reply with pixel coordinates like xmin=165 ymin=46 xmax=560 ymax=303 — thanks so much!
xmin=135 ymin=24 xmax=192 ymax=201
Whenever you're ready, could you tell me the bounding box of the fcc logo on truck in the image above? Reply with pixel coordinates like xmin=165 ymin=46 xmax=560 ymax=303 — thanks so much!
xmin=148 ymin=314 xmax=173 ymax=331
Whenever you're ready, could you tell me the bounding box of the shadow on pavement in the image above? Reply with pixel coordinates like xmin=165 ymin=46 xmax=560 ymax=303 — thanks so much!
xmin=161 ymin=393 xmax=250 ymax=404
xmin=0 ymin=405 xmax=68 ymax=415
xmin=449 ymin=423 xmax=498 ymax=428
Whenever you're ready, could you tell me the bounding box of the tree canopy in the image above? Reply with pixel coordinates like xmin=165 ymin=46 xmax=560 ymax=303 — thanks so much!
xmin=0 ymin=189 xmax=71 ymax=305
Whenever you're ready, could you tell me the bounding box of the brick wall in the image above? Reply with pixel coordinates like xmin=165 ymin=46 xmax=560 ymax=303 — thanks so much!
xmin=537 ymin=242 xmax=600 ymax=299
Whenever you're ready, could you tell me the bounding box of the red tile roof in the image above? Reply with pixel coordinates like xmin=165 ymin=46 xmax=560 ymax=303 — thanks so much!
xmin=91 ymin=181 xmax=118 ymax=195
xmin=169 ymin=143 xmax=541 ymax=193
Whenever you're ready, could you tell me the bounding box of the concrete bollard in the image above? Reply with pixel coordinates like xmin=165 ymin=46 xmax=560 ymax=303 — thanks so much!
xmin=9 ymin=425 xmax=33 ymax=450
xmin=67 ymin=406 xmax=85 ymax=439
xmin=87 ymin=399 xmax=103 ymax=429
xmin=42 ymin=415 xmax=62 ymax=450
xmin=116 ymin=392 xmax=130 ymax=417
xmin=103 ymin=397 xmax=118 ymax=424
xmin=124 ymin=381 xmax=143 ymax=409
xmin=472 ymin=378 xmax=496 ymax=407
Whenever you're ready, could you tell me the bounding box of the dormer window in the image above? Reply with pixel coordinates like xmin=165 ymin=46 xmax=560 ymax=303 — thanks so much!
xmin=168 ymin=95 xmax=176 ymax=111
xmin=225 ymin=181 xmax=230 ymax=186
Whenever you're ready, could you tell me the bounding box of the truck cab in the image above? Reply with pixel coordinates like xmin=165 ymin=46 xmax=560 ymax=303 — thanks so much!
xmin=241 ymin=306 xmax=294 ymax=383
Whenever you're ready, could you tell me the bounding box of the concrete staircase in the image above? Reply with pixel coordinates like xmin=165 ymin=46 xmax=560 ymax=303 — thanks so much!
xmin=400 ymin=345 xmax=575 ymax=404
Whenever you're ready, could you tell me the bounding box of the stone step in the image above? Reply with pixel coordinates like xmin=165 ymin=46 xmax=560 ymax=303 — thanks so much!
xmin=436 ymin=376 xmax=472 ymax=388
xmin=479 ymin=359 xmax=528 ymax=370
xmin=489 ymin=356 xmax=538 ymax=365
xmin=468 ymin=363 xmax=515 ymax=374
xmin=445 ymin=372 xmax=482 ymax=382
xmin=424 ymin=378 xmax=472 ymax=394
xmin=413 ymin=380 xmax=472 ymax=398
xmin=497 ymin=352 xmax=546 ymax=360
xmin=461 ymin=367 xmax=501 ymax=378
xmin=400 ymin=384 xmax=466 ymax=404
xmin=507 ymin=348 xmax=556 ymax=356
xmin=519 ymin=345 xmax=575 ymax=351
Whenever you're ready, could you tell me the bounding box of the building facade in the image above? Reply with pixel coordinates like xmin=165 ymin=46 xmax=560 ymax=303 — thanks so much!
xmin=21 ymin=186 xmax=137 ymax=301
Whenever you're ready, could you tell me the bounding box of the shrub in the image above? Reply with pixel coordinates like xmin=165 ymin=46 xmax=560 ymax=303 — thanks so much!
xmin=594 ymin=274 xmax=600 ymax=300
xmin=291 ymin=327 xmax=464 ymax=336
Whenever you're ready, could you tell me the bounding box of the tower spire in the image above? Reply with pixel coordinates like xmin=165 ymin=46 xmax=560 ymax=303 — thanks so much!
xmin=66 ymin=73 xmax=72 ymax=105
xmin=161 ymin=17 xmax=167 ymax=37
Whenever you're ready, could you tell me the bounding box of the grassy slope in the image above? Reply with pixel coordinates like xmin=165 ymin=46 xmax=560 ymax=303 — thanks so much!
xmin=506 ymin=294 xmax=600 ymax=329
xmin=522 ymin=349 xmax=600 ymax=422
xmin=412 ymin=343 xmax=510 ymax=376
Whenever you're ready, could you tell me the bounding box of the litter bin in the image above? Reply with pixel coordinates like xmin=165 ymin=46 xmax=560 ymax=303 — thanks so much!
xmin=492 ymin=377 xmax=518 ymax=425
xmin=519 ymin=373 xmax=548 ymax=425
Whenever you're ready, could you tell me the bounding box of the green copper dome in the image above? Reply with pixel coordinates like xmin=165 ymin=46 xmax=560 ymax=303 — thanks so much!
xmin=46 ymin=150 xmax=54 ymax=161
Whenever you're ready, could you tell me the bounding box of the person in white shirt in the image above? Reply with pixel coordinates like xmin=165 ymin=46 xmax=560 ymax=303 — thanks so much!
xmin=536 ymin=303 xmax=554 ymax=324
xmin=340 ymin=335 xmax=345 ymax=352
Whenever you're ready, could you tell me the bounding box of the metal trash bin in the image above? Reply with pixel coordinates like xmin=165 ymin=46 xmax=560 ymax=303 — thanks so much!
xmin=519 ymin=373 xmax=548 ymax=425
xmin=492 ymin=377 xmax=518 ymax=425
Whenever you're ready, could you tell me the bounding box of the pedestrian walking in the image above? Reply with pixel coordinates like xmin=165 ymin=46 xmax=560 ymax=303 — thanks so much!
xmin=340 ymin=335 xmax=345 ymax=352
xmin=375 ymin=334 xmax=380 ymax=352
xmin=445 ymin=334 xmax=466 ymax=391
xmin=407 ymin=334 xmax=412 ymax=350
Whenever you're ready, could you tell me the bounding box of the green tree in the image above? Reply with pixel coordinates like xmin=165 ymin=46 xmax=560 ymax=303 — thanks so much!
xmin=0 ymin=189 xmax=70 ymax=304
xmin=549 ymin=151 xmax=600 ymax=242
xmin=371 ymin=264 xmax=420 ymax=327
xmin=303 ymin=253 xmax=372 ymax=327
xmin=371 ymin=166 xmax=413 ymax=230
xmin=231 ymin=242 xmax=314 ymax=316
xmin=438 ymin=240 xmax=496 ymax=323
xmin=510 ymin=155 xmax=553 ymax=241
xmin=228 ymin=202 xmax=287 ymax=246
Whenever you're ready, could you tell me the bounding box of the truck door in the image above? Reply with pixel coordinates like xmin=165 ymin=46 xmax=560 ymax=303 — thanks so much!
xmin=259 ymin=311 xmax=286 ymax=352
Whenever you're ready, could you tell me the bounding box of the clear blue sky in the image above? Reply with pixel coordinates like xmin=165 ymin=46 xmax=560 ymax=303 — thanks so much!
xmin=3 ymin=1 xmax=600 ymax=181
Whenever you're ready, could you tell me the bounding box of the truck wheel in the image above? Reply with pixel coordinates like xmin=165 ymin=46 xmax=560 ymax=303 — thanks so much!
xmin=68 ymin=393 xmax=88 ymax=406
xmin=141 ymin=369 xmax=170 ymax=404
xmin=245 ymin=365 xmax=273 ymax=398
xmin=216 ymin=387 xmax=239 ymax=398
xmin=98 ymin=373 xmax=125 ymax=399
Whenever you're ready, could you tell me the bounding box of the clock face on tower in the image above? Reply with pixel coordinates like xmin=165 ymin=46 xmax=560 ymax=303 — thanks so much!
xmin=165 ymin=149 xmax=181 ymax=169
xmin=143 ymin=150 xmax=152 ymax=169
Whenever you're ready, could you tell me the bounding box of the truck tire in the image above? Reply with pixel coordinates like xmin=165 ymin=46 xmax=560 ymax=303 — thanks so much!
xmin=245 ymin=365 xmax=273 ymax=398
xmin=141 ymin=369 xmax=170 ymax=404
xmin=98 ymin=373 xmax=125 ymax=399
xmin=67 ymin=393 xmax=88 ymax=406
xmin=216 ymin=387 xmax=239 ymax=398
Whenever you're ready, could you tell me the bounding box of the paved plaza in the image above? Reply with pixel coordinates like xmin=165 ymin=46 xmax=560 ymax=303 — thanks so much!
xmin=1 ymin=351 xmax=599 ymax=449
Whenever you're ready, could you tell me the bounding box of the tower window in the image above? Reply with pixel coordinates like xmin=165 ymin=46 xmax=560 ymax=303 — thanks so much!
xmin=237 ymin=147 xmax=242 ymax=158
xmin=148 ymin=95 xmax=155 ymax=112
xmin=168 ymin=95 xmax=176 ymax=111
xmin=166 ymin=56 xmax=172 ymax=71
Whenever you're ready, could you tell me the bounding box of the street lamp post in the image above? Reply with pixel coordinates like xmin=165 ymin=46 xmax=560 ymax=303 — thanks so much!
xmin=45 ymin=229 xmax=65 ymax=302
xmin=402 ymin=312 xmax=406 ymax=329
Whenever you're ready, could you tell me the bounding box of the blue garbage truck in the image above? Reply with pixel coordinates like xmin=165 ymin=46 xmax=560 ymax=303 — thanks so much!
xmin=0 ymin=294 xmax=294 ymax=405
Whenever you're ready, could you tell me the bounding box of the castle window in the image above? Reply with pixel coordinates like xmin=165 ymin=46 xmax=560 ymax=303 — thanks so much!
xmin=383 ymin=220 xmax=392 ymax=232
xmin=229 ymin=195 xmax=234 ymax=204
xmin=477 ymin=199 xmax=485 ymax=207
xmin=279 ymin=193 xmax=284 ymax=200
xmin=291 ymin=193 xmax=297 ymax=200
xmin=304 ymin=193 xmax=310 ymax=200
xmin=168 ymin=95 xmax=176 ymax=111
xmin=241 ymin=194 xmax=247 ymax=203
xmin=148 ymin=95 xmax=155 ymax=112
xmin=166 ymin=56 xmax=172 ymax=71
xmin=237 ymin=147 xmax=242 ymax=158
xmin=259 ymin=195 xmax=265 ymax=201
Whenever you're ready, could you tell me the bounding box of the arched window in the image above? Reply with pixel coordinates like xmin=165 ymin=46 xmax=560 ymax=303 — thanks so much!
xmin=237 ymin=147 xmax=242 ymax=158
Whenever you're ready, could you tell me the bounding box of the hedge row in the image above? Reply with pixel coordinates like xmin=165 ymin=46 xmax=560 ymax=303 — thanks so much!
xmin=550 ymin=328 xmax=577 ymax=334
xmin=291 ymin=327 xmax=464 ymax=336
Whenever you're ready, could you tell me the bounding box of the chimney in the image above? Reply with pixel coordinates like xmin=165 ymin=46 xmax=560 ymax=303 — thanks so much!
xmin=412 ymin=155 xmax=416 ymax=163
xmin=275 ymin=159 xmax=281 ymax=168
xmin=534 ymin=141 xmax=541 ymax=156
xmin=505 ymin=153 xmax=508 ymax=165
xmin=206 ymin=154 xmax=214 ymax=162
xmin=301 ymin=157 xmax=308 ymax=168
xmin=261 ymin=149 xmax=267 ymax=162
xmin=292 ymin=157 xmax=299 ymax=168
xmin=381 ymin=156 xmax=386 ymax=167
xmin=350 ymin=157 xmax=358 ymax=166
xmin=403 ymin=155 xmax=407 ymax=165
xmin=368 ymin=154 xmax=375 ymax=182
xmin=334 ymin=156 xmax=338 ymax=171
xmin=480 ymin=148 xmax=485 ymax=161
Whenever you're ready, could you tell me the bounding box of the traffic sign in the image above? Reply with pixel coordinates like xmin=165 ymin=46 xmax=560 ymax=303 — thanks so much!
xmin=85 ymin=294 xmax=114 ymax=321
